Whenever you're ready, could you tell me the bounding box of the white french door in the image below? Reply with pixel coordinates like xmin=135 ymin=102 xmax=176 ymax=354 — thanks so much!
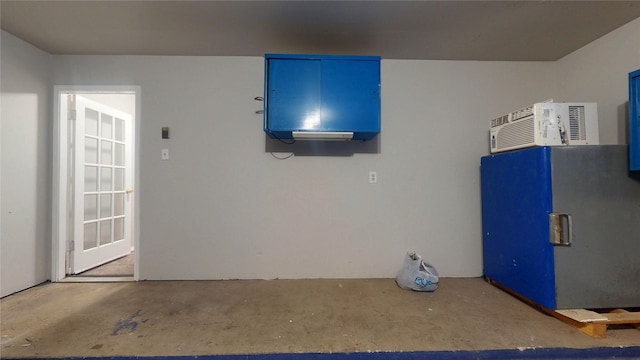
xmin=71 ymin=95 xmax=133 ymax=274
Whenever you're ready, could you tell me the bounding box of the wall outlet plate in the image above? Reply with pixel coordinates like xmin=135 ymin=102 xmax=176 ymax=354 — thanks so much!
xmin=369 ymin=171 xmax=377 ymax=184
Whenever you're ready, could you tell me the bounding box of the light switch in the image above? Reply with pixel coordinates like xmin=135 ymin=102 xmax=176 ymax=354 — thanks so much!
xmin=161 ymin=149 xmax=169 ymax=160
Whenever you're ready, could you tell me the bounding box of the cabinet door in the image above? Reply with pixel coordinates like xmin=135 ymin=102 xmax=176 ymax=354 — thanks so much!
xmin=264 ymin=55 xmax=381 ymax=140
xmin=321 ymin=59 xmax=380 ymax=133
xmin=481 ymin=147 xmax=557 ymax=309
xmin=266 ymin=59 xmax=321 ymax=133
xmin=630 ymin=69 xmax=640 ymax=171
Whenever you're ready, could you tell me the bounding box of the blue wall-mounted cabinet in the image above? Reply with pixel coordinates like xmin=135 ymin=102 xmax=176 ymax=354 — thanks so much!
xmin=264 ymin=54 xmax=381 ymax=141
xmin=630 ymin=69 xmax=640 ymax=171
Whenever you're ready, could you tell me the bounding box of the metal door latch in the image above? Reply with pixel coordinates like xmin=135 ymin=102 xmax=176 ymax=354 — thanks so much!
xmin=549 ymin=213 xmax=572 ymax=246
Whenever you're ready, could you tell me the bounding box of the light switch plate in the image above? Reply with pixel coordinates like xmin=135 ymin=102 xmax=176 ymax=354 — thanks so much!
xmin=161 ymin=149 xmax=169 ymax=160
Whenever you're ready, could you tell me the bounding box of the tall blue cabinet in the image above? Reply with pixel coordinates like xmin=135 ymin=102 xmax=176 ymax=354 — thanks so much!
xmin=481 ymin=145 xmax=640 ymax=310
xmin=630 ymin=69 xmax=640 ymax=171
xmin=263 ymin=54 xmax=381 ymax=141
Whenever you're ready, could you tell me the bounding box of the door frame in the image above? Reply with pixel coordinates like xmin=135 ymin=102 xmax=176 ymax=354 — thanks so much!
xmin=52 ymin=85 xmax=141 ymax=281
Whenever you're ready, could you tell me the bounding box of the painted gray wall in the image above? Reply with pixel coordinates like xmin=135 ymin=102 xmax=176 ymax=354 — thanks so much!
xmin=1 ymin=16 xmax=638 ymax=294
xmin=49 ymin=17 xmax=640 ymax=280
xmin=1 ymin=31 xmax=51 ymax=297
xmin=555 ymin=18 xmax=640 ymax=144
xmin=50 ymin=55 xmax=557 ymax=279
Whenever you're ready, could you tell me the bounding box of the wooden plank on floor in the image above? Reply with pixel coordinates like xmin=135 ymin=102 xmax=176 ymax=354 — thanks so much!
xmin=550 ymin=309 xmax=608 ymax=338
xmin=611 ymin=309 xmax=640 ymax=330
xmin=556 ymin=309 xmax=607 ymax=322
xmin=486 ymin=277 xmax=640 ymax=338
xmin=557 ymin=309 xmax=640 ymax=325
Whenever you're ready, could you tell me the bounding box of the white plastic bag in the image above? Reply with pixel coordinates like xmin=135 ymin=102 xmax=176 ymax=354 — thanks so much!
xmin=395 ymin=252 xmax=439 ymax=291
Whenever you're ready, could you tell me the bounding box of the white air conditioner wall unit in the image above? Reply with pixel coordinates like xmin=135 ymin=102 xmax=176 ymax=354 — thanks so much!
xmin=489 ymin=102 xmax=599 ymax=153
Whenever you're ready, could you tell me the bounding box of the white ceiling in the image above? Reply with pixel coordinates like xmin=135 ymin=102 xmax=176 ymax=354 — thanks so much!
xmin=2 ymin=1 xmax=640 ymax=61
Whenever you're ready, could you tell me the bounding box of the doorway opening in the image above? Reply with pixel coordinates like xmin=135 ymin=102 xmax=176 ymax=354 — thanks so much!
xmin=52 ymin=86 xmax=140 ymax=282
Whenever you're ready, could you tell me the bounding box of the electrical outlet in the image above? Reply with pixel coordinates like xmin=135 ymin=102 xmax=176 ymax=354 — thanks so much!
xmin=369 ymin=171 xmax=377 ymax=184
xmin=161 ymin=149 xmax=169 ymax=160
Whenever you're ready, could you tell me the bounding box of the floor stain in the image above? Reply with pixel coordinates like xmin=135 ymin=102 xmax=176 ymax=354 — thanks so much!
xmin=112 ymin=310 xmax=142 ymax=336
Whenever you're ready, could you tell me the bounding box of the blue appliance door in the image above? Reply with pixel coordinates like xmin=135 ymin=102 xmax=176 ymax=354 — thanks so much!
xmin=481 ymin=147 xmax=557 ymax=309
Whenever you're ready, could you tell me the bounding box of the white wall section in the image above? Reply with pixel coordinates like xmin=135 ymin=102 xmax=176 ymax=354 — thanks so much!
xmin=1 ymin=16 xmax=638 ymax=291
xmin=50 ymin=56 xmax=558 ymax=279
xmin=1 ymin=31 xmax=52 ymax=297
xmin=555 ymin=18 xmax=640 ymax=144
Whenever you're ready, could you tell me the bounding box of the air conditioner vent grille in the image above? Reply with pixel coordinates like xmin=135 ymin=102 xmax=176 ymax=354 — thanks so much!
xmin=491 ymin=115 xmax=509 ymax=128
xmin=569 ymin=105 xmax=587 ymax=141
xmin=510 ymin=105 xmax=534 ymax=121
xmin=496 ymin=117 xmax=535 ymax=150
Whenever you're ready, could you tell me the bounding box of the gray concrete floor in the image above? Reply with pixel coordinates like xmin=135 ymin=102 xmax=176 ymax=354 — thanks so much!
xmin=1 ymin=278 xmax=639 ymax=358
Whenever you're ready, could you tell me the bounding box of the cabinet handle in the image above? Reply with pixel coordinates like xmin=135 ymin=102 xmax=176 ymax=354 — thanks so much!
xmin=549 ymin=213 xmax=572 ymax=246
